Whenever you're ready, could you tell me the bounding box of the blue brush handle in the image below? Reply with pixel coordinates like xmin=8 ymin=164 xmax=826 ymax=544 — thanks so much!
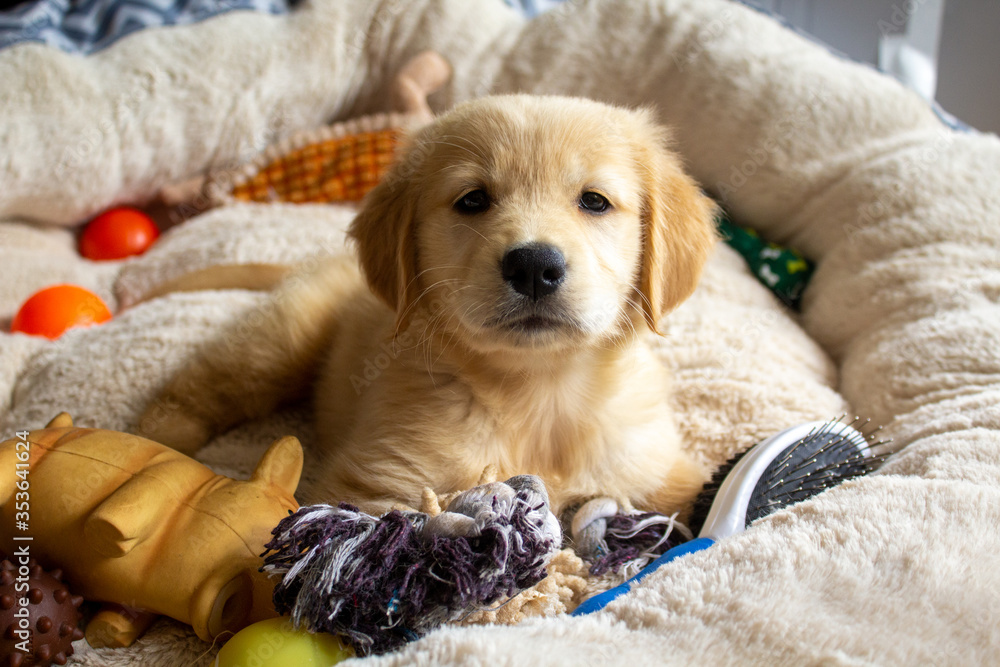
xmin=570 ymin=537 xmax=715 ymax=616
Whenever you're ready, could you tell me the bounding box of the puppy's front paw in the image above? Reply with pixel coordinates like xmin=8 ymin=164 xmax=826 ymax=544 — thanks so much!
xmin=568 ymin=497 xmax=693 ymax=577
xmin=135 ymin=400 xmax=212 ymax=455
xmin=423 ymin=476 xmax=561 ymax=547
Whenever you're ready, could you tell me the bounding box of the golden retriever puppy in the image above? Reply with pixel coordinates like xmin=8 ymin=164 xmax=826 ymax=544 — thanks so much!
xmin=139 ymin=95 xmax=717 ymax=522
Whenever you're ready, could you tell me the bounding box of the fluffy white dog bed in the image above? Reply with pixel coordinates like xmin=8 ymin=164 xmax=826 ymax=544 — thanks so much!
xmin=1 ymin=1 xmax=998 ymax=664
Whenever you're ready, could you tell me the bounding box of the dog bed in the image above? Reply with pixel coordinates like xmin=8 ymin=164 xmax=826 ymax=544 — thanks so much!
xmin=1 ymin=0 xmax=998 ymax=664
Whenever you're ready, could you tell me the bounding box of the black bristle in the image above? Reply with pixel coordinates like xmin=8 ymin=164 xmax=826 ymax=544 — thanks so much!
xmin=689 ymin=419 xmax=889 ymax=538
xmin=746 ymin=419 xmax=879 ymax=527
xmin=687 ymin=447 xmax=747 ymax=537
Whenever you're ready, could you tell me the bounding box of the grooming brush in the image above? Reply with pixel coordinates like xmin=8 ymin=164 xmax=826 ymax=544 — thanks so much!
xmin=572 ymin=418 xmax=887 ymax=615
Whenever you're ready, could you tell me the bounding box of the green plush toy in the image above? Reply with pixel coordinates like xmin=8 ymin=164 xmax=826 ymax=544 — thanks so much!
xmin=716 ymin=213 xmax=814 ymax=309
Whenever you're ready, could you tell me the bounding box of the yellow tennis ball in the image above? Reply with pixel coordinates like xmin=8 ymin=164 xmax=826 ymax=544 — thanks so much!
xmin=215 ymin=617 xmax=354 ymax=667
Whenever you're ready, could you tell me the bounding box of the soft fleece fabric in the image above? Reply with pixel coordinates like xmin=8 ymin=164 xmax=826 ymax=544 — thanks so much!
xmin=1 ymin=1 xmax=998 ymax=665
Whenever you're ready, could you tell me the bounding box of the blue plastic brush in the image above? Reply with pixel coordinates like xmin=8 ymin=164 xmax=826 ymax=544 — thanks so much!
xmin=572 ymin=418 xmax=886 ymax=616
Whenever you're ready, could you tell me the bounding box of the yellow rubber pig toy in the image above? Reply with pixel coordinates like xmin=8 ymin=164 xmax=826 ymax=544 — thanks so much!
xmin=0 ymin=413 xmax=300 ymax=647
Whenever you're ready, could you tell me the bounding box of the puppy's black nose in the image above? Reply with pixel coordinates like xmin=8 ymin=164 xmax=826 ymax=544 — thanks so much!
xmin=502 ymin=244 xmax=566 ymax=301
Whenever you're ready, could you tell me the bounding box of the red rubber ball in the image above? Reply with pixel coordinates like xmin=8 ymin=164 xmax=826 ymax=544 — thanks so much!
xmin=79 ymin=207 xmax=160 ymax=260
xmin=10 ymin=285 xmax=113 ymax=340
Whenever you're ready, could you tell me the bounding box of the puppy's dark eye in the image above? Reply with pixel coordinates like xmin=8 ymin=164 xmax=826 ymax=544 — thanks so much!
xmin=455 ymin=189 xmax=490 ymax=214
xmin=579 ymin=192 xmax=610 ymax=214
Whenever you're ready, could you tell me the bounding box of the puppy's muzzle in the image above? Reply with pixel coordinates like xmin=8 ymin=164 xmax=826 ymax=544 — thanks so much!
xmin=501 ymin=243 xmax=566 ymax=301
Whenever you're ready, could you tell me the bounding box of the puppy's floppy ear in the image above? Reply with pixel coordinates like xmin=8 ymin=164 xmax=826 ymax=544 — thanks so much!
xmin=634 ymin=121 xmax=719 ymax=334
xmin=348 ymin=143 xmax=422 ymax=331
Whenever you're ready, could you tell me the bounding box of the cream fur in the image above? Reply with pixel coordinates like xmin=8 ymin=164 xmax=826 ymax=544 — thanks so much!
xmin=138 ymin=95 xmax=718 ymax=516
xmin=1 ymin=0 xmax=998 ymax=665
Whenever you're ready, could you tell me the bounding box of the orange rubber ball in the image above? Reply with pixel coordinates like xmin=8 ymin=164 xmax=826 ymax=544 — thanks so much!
xmin=79 ymin=207 xmax=160 ymax=261
xmin=10 ymin=285 xmax=113 ymax=340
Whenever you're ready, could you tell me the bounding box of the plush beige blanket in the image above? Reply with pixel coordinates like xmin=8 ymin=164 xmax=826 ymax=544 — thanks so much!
xmin=2 ymin=1 xmax=998 ymax=665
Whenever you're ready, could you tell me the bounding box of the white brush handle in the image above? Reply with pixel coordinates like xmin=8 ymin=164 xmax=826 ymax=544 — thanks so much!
xmin=699 ymin=421 xmax=868 ymax=540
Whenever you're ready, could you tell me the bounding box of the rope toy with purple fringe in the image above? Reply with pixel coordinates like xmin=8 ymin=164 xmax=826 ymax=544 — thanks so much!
xmin=260 ymin=475 xmax=561 ymax=656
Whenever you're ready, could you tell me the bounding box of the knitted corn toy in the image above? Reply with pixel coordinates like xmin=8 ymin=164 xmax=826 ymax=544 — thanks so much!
xmin=158 ymin=51 xmax=451 ymax=213
xmin=261 ymin=475 xmax=561 ymax=656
